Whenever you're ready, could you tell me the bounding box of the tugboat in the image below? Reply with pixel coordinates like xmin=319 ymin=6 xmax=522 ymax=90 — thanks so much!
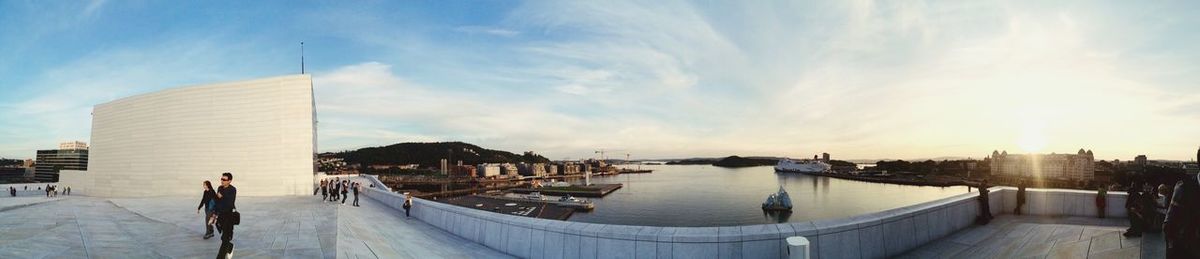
xmin=761 ymin=186 xmax=793 ymax=211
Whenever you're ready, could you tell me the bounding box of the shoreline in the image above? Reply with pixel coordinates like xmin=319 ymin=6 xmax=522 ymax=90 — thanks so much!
xmin=790 ymin=171 xmax=967 ymax=187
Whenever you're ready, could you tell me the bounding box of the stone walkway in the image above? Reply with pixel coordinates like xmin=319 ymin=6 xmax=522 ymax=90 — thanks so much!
xmin=0 ymin=193 xmax=510 ymax=258
xmin=899 ymin=214 xmax=1164 ymax=259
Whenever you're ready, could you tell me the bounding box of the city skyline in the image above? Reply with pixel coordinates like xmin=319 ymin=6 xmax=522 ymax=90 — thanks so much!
xmin=2 ymin=1 xmax=1199 ymax=160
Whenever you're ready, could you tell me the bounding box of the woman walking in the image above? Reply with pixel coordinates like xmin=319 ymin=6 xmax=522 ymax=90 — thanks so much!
xmin=197 ymin=180 xmax=218 ymax=239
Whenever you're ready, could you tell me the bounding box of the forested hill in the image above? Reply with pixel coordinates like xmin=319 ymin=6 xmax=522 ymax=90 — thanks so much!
xmin=340 ymin=142 xmax=550 ymax=168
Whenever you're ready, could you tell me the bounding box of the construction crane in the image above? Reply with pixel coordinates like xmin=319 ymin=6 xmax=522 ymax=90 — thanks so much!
xmin=594 ymin=149 xmax=624 ymax=162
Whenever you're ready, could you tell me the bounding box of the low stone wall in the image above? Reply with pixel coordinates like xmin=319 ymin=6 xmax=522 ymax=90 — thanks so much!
xmin=998 ymin=187 xmax=1127 ymax=218
xmin=362 ymin=187 xmax=1127 ymax=259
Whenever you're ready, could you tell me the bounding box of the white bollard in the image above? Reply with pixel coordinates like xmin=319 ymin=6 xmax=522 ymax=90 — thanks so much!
xmin=786 ymin=236 xmax=810 ymax=259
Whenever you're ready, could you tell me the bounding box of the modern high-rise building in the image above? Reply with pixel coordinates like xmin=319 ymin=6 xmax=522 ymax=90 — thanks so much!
xmin=34 ymin=147 xmax=88 ymax=182
xmin=989 ymin=149 xmax=1095 ymax=181
xmin=60 ymin=75 xmax=316 ymax=197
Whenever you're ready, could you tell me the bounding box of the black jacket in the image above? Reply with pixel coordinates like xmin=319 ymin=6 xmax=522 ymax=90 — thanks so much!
xmin=198 ymin=189 xmax=217 ymax=211
xmin=215 ymin=185 xmax=237 ymax=213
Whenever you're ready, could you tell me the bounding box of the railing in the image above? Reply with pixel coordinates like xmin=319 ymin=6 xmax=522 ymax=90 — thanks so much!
xmin=362 ymin=186 xmax=1126 ymax=259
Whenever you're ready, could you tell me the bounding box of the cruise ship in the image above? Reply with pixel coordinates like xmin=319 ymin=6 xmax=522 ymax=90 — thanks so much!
xmin=774 ymin=158 xmax=832 ymax=174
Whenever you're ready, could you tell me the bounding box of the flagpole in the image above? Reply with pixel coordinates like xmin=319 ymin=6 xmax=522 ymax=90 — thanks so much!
xmin=300 ymin=42 xmax=305 ymax=74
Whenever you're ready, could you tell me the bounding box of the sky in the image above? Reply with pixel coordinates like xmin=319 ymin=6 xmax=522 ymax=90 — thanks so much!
xmin=1 ymin=1 xmax=1198 ymax=161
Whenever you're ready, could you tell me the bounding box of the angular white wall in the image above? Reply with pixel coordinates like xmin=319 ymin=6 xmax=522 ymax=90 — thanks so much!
xmin=78 ymin=75 xmax=315 ymax=197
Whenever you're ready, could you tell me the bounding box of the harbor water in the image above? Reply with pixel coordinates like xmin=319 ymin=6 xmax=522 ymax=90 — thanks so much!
xmin=565 ymin=164 xmax=970 ymax=227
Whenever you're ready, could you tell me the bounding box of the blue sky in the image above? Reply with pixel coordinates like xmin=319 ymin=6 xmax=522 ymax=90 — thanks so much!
xmin=2 ymin=1 xmax=1198 ymax=161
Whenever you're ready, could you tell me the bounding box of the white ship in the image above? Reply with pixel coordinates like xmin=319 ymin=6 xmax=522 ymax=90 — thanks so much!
xmin=774 ymin=159 xmax=832 ymax=174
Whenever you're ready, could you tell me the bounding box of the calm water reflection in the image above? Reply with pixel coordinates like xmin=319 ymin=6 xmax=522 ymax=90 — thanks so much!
xmin=566 ymin=164 xmax=970 ymax=227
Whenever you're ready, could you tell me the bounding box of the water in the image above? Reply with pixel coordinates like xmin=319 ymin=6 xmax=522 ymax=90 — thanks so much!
xmin=564 ymin=164 xmax=970 ymax=227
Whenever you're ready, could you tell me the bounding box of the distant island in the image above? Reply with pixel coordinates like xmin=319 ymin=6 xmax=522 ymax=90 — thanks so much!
xmin=712 ymin=156 xmax=778 ymax=167
xmin=664 ymin=156 xmax=859 ymax=169
xmin=664 ymin=158 xmax=720 ymax=165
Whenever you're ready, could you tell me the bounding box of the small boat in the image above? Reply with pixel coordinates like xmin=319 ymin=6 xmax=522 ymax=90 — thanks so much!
xmin=525 ymin=192 xmax=547 ymax=201
xmin=559 ymin=195 xmax=584 ymax=203
xmin=762 ymin=186 xmax=793 ymax=211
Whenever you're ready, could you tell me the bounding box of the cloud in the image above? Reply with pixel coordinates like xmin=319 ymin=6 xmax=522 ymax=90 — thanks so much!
xmin=454 ymin=26 xmax=520 ymax=37
xmin=3 ymin=1 xmax=1199 ymax=161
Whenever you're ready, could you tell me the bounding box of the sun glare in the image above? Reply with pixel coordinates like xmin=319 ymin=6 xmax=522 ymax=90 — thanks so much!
xmin=1018 ymin=123 xmax=1047 ymax=153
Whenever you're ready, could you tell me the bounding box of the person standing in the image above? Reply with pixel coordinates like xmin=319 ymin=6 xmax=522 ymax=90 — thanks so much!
xmin=340 ymin=181 xmax=349 ymax=205
xmin=975 ymin=179 xmax=992 ymax=225
xmin=320 ymin=180 xmax=328 ymax=201
xmin=197 ymin=180 xmax=218 ymax=239
xmin=403 ymin=193 xmax=413 ymax=218
xmin=1015 ymin=180 xmax=1027 ymax=215
xmin=1096 ymin=186 xmax=1108 ymax=218
xmin=1143 ymin=183 xmax=1163 ymax=232
xmin=214 ymin=172 xmax=238 ymax=259
xmin=1165 ymin=174 xmax=1200 ymax=258
xmin=1125 ymin=180 xmax=1144 ymax=237
xmin=351 ymin=182 xmax=360 ymax=207
xmin=331 ymin=180 xmax=339 ymax=202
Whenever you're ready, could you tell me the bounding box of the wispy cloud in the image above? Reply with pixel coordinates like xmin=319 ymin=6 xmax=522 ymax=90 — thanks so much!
xmin=454 ymin=26 xmax=520 ymax=37
xmin=2 ymin=1 xmax=1199 ymax=161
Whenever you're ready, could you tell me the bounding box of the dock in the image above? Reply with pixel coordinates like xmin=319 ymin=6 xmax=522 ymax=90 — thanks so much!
xmin=440 ymin=195 xmax=575 ymax=220
xmin=479 ymin=194 xmax=595 ymax=211
xmin=510 ymin=183 xmax=623 ymax=198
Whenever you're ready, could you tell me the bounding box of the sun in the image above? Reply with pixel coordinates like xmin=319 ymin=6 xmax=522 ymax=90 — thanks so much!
xmin=1017 ymin=123 xmax=1047 ymax=153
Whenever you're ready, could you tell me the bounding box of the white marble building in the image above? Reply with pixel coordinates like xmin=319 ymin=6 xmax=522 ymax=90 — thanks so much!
xmin=61 ymin=75 xmax=316 ymax=197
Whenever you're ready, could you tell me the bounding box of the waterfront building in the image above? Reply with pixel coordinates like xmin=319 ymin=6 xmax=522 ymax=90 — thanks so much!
xmin=34 ymin=145 xmax=89 ymax=182
xmin=450 ymin=165 xmax=476 ymax=178
xmin=500 ymin=163 xmax=519 ymax=177
xmin=517 ymin=163 xmax=548 ymax=177
xmin=545 ymin=164 xmax=557 ymax=176
xmin=477 ymin=163 xmax=501 ymax=178
xmin=440 ymin=158 xmax=449 ymax=174
xmin=989 ymin=149 xmax=1095 ymax=181
xmin=821 ymin=152 xmax=830 ymax=162
xmin=557 ymin=162 xmax=581 ymax=175
xmin=59 ymin=75 xmax=316 ymax=197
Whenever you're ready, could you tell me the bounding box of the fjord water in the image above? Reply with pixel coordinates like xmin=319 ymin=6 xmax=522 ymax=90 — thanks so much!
xmin=566 ymin=164 xmax=970 ymax=227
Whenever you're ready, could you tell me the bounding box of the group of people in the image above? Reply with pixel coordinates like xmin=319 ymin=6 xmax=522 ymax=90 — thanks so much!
xmin=196 ymin=172 xmax=238 ymax=259
xmin=974 ymin=174 xmax=1200 ymax=258
xmin=315 ymin=176 xmax=414 ymax=217
xmin=1125 ymin=174 xmax=1200 ymax=258
xmin=317 ymin=178 xmax=361 ymax=207
xmin=1123 ymin=179 xmax=1173 ymax=237
xmin=44 ymin=184 xmax=68 ymax=197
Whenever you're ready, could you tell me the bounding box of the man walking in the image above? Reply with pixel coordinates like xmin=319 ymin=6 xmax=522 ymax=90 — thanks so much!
xmin=341 ymin=180 xmax=349 ymax=205
xmin=352 ymin=182 xmax=360 ymax=207
xmin=214 ymin=172 xmax=238 ymax=259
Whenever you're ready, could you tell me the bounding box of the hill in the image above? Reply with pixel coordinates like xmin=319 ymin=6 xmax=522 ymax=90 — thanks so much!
xmin=340 ymin=141 xmax=550 ymax=168
xmin=712 ymin=156 xmax=778 ymax=167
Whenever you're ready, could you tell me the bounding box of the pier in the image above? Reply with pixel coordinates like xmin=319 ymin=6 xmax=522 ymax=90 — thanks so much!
xmin=510 ymin=183 xmax=623 ymax=197
xmin=440 ymin=195 xmax=575 ymax=220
